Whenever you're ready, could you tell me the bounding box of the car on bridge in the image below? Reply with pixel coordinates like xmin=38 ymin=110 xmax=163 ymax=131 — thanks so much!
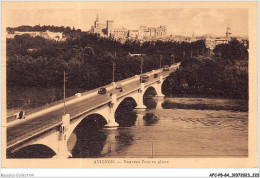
xmin=98 ymin=87 xmax=107 ymax=94
xmin=116 ymin=84 xmax=124 ymax=92
xmin=140 ymin=75 xmax=149 ymax=83
xmin=163 ymin=65 xmax=170 ymax=71
xmin=154 ymin=73 xmax=158 ymax=78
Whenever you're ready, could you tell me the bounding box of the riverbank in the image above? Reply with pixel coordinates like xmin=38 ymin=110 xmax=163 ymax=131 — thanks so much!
xmin=162 ymin=97 xmax=248 ymax=112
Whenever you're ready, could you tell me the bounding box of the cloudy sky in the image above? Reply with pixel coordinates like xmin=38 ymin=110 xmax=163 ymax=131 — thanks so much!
xmin=4 ymin=2 xmax=248 ymax=37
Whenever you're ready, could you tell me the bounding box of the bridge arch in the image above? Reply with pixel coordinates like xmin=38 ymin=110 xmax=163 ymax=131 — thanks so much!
xmin=7 ymin=144 xmax=56 ymax=158
xmin=115 ymin=97 xmax=138 ymax=126
xmin=143 ymin=86 xmax=158 ymax=98
xmin=143 ymin=86 xmax=158 ymax=109
xmin=68 ymin=113 xmax=108 ymax=158
xmin=113 ymin=95 xmax=138 ymax=110
xmin=67 ymin=113 xmax=108 ymax=143
xmin=161 ymin=77 xmax=171 ymax=95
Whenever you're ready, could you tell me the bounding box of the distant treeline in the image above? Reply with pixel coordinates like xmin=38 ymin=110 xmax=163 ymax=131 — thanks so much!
xmin=6 ymin=32 xmax=207 ymax=90
xmin=7 ymin=25 xmax=81 ymax=33
xmin=7 ymin=31 xmax=248 ymax=99
xmin=164 ymin=39 xmax=248 ymax=99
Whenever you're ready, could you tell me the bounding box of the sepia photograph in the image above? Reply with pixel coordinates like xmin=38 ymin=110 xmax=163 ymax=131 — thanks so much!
xmin=1 ymin=1 xmax=258 ymax=171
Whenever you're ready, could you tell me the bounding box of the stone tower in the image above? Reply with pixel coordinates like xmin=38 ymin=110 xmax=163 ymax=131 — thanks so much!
xmin=95 ymin=14 xmax=99 ymax=28
xmin=107 ymin=20 xmax=114 ymax=38
xmin=226 ymin=24 xmax=232 ymax=38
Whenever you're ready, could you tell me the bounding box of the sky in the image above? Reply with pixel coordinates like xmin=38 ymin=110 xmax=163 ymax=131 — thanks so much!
xmin=4 ymin=2 xmax=248 ymax=37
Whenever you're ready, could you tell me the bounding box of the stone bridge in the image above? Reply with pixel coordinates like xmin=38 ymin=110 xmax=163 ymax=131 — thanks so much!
xmin=6 ymin=63 xmax=180 ymax=158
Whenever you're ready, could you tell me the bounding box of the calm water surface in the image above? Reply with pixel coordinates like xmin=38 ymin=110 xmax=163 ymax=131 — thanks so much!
xmin=68 ymin=97 xmax=248 ymax=158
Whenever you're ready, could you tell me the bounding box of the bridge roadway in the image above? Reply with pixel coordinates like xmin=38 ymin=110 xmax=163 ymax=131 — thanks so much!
xmin=6 ymin=64 xmax=180 ymax=148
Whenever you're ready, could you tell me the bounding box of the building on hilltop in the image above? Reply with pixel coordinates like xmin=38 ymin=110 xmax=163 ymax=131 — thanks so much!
xmin=128 ymin=30 xmax=139 ymax=39
xmin=90 ymin=14 xmax=106 ymax=36
xmin=106 ymin=20 xmax=114 ymax=38
xmin=137 ymin=26 xmax=166 ymax=40
xmin=113 ymin=27 xmax=128 ymax=40
xmin=6 ymin=30 xmax=64 ymax=41
xmin=89 ymin=14 xmax=167 ymax=42
xmin=202 ymin=25 xmax=234 ymax=51
xmin=226 ymin=24 xmax=232 ymax=38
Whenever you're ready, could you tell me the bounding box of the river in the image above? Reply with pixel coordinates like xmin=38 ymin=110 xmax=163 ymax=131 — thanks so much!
xmin=68 ymin=97 xmax=248 ymax=158
xmin=7 ymin=86 xmax=248 ymax=158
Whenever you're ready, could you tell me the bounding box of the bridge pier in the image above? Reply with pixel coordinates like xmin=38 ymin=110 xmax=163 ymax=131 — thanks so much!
xmin=54 ymin=138 xmax=72 ymax=158
xmin=135 ymin=113 xmax=144 ymax=126
xmin=155 ymin=76 xmax=165 ymax=98
xmin=106 ymin=114 xmax=119 ymax=127
xmin=105 ymin=94 xmax=119 ymax=127
xmin=53 ymin=114 xmax=72 ymax=158
xmin=135 ymin=83 xmax=147 ymax=109
xmin=155 ymin=99 xmax=164 ymax=109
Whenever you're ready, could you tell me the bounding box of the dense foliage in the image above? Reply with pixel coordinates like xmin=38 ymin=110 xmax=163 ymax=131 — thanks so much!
xmin=164 ymin=39 xmax=248 ymax=99
xmin=6 ymin=30 xmax=207 ymax=90
xmin=7 ymin=25 xmax=248 ymax=99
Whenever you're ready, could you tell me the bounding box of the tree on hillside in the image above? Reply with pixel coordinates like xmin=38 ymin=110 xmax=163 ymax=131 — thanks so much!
xmin=213 ymin=39 xmax=248 ymax=62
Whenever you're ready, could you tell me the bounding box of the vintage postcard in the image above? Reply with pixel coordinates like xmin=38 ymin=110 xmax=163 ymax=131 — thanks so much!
xmin=1 ymin=1 xmax=258 ymax=169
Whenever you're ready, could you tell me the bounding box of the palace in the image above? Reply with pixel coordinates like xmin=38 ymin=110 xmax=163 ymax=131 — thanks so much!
xmin=89 ymin=14 xmax=167 ymax=42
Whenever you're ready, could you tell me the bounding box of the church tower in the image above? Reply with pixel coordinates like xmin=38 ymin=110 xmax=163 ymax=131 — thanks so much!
xmin=95 ymin=14 xmax=99 ymax=28
xmin=226 ymin=24 xmax=232 ymax=38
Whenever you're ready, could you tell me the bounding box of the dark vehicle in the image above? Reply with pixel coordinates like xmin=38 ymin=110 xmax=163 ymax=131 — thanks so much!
xmin=116 ymin=84 xmax=124 ymax=92
xmin=17 ymin=111 xmax=25 ymax=119
xmin=140 ymin=75 xmax=149 ymax=83
xmin=154 ymin=73 xmax=158 ymax=78
xmin=163 ymin=65 xmax=170 ymax=71
xmin=98 ymin=88 xmax=107 ymax=94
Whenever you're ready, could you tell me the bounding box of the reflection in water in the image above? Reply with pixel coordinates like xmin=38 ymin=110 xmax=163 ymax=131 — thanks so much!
xmin=135 ymin=113 xmax=145 ymax=126
xmin=115 ymin=97 xmax=137 ymax=127
xmin=71 ymin=124 xmax=136 ymax=158
xmin=116 ymin=111 xmax=137 ymax=127
xmin=101 ymin=129 xmax=135 ymax=157
xmin=71 ymin=115 xmax=108 ymax=158
xmin=143 ymin=98 xmax=157 ymax=109
xmin=143 ymin=113 xmax=159 ymax=126
xmin=100 ymin=130 xmax=117 ymax=156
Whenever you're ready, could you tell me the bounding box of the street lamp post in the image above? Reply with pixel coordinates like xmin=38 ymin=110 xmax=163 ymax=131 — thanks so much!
xmin=63 ymin=71 xmax=66 ymax=115
xmin=111 ymin=52 xmax=116 ymax=86
xmin=159 ymin=55 xmax=162 ymax=68
xmin=112 ymin=61 xmax=115 ymax=83
xmin=140 ymin=57 xmax=143 ymax=75
xmin=171 ymin=54 xmax=175 ymax=65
